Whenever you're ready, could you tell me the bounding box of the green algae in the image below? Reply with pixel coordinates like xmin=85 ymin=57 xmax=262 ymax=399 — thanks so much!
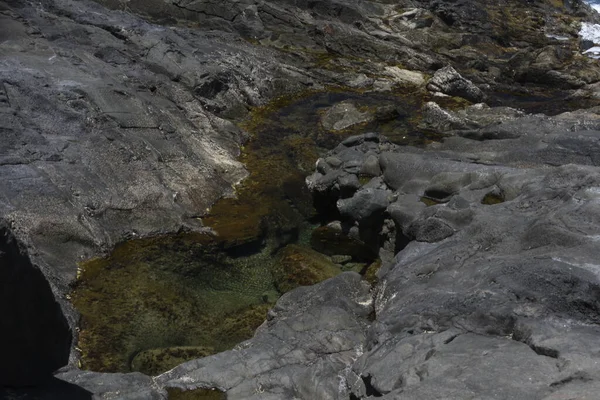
xmin=421 ymin=196 xmax=443 ymax=207
xmin=132 ymin=346 xmax=214 ymax=376
xmin=362 ymin=259 xmax=382 ymax=286
xmin=482 ymin=191 xmax=506 ymax=205
xmin=72 ymin=233 xmax=278 ymax=373
xmin=272 ymin=244 xmax=342 ymax=294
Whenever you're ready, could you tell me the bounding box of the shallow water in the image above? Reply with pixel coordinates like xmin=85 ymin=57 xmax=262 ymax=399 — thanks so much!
xmin=72 ymin=88 xmax=428 ymax=375
xmin=71 ymin=85 xmax=583 ymax=376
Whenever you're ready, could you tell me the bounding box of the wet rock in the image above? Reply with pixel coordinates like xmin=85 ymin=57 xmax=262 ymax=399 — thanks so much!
xmin=331 ymin=254 xmax=353 ymax=264
xmin=427 ymin=66 xmax=484 ymax=103
xmin=321 ymin=101 xmax=374 ymax=131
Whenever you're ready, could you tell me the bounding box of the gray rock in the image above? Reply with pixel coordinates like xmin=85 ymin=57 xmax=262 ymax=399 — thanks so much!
xmin=427 ymin=66 xmax=484 ymax=103
xmin=407 ymin=216 xmax=455 ymax=242
xmin=360 ymin=154 xmax=381 ymax=177
xmin=337 ymin=188 xmax=392 ymax=222
xmin=156 ymin=272 xmax=373 ymax=400
xmin=338 ymin=173 xmax=361 ymax=197
xmin=422 ymin=101 xmax=469 ymax=131
xmin=5 ymin=0 xmax=600 ymax=397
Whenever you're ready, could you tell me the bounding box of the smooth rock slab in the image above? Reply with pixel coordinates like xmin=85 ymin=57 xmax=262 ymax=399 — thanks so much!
xmin=156 ymin=272 xmax=373 ymax=400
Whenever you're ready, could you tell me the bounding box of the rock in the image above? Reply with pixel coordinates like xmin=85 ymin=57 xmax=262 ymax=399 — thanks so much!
xmin=360 ymin=154 xmax=382 ymax=177
xmin=422 ymin=101 xmax=469 ymax=131
xmin=156 ymin=272 xmax=373 ymax=399
xmin=407 ymin=216 xmax=455 ymax=242
xmin=57 ymin=369 xmax=164 ymax=399
xmin=337 ymin=188 xmax=392 ymax=222
xmin=6 ymin=0 xmax=600 ymax=397
xmin=383 ymin=66 xmax=426 ymax=87
xmin=387 ymin=196 xmax=427 ymax=233
xmin=427 ymin=66 xmax=484 ymax=102
xmin=321 ymin=100 xmax=374 ymax=131
xmin=338 ymin=173 xmax=362 ymax=197
xmin=331 ymin=254 xmax=353 ymax=264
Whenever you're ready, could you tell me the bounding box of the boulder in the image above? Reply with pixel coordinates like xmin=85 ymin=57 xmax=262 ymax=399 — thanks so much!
xmin=427 ymin=66 xmax=485 ymax=102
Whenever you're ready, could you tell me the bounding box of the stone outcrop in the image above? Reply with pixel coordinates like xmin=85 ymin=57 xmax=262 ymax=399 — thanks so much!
xmin=4 ymin=0 xmax=600 ymax=397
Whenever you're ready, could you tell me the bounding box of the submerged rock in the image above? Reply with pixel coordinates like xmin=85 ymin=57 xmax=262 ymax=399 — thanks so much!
xmin=321 ymin=100 xmax=374 ymax=131
xmin=272 ymin=244 xmax=342 ymax=294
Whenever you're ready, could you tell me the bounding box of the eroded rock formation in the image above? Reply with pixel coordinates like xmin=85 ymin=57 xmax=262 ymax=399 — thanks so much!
xmin=4 ymin=0 xmax=600 ymax=398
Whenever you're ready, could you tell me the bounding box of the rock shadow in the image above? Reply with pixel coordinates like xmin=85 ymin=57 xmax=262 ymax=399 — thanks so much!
xmin=0 ymin=377 xmax=93 ymax=400
xmin=0 ymin=225 xmax=72 ymax=386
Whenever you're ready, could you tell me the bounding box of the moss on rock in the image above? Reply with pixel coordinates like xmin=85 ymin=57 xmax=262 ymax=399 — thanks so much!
xmin=272 ymin=244 xmax=342 ymax=294
xmin=131 ymin=346 xmax=214 ymax=376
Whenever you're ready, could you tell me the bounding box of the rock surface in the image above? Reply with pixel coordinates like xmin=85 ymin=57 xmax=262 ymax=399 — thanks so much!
xmin=5 ymin=0 xmax=600 ymax=397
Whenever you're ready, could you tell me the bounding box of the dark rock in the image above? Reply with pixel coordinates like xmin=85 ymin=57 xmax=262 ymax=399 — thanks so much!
xmin=360 ymin=154 xmax=381 ymax=177
xmin=342 ymin=134 xmax=365 ymax=147
xmin=338 ymin=173 xmax=361 ymax=198
xmin=325 ymin=156 xmax=343 ymax=168
xmin=343 ymin=159 xmax=363 ymax=174
xmin=0 ymin=224 xmax=71 ymax=386
xmin=331 ymin=254 xmax=353 ymax=264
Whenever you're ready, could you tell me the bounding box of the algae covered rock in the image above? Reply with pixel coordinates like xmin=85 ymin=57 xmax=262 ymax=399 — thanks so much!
xmin=321 ymin=100 xmax=374 ymax=131
xmin=272 ymin=244 xmax=342 ymax=293
xmin=131 ymin=347 xmax=214 ymax=377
